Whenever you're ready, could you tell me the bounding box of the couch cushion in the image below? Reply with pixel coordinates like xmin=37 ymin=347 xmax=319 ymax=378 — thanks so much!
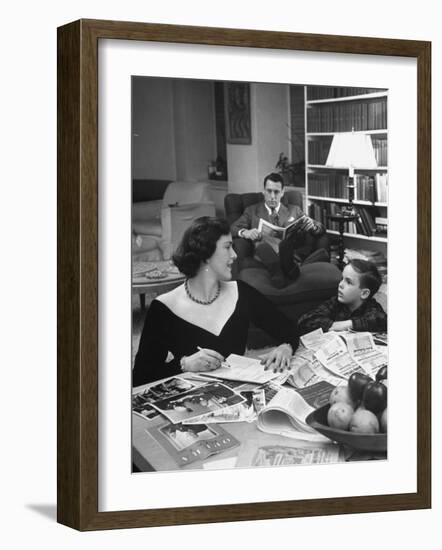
xmin=162 ymin=181 xmax=212 ymax=206
xmin=132 ymin=219 xmax=162 ymax=237
xmin=239 ymin=262 xmax=341 ymax=306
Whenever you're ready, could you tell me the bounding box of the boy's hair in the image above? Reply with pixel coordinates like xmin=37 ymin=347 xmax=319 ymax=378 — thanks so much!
xmin=348 ymin=259 xmax=382 ymax=298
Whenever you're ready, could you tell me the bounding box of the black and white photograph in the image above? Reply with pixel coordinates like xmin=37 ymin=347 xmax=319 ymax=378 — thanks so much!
xmin=131 ymin=77 xmax=389 ymax=472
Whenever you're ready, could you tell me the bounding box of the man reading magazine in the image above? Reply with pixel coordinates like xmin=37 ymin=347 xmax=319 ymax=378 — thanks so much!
xmin=231 ymin=172 xmax=329 ymax=284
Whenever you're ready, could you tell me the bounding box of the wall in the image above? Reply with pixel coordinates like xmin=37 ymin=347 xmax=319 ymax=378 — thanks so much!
xmin=2 ymin=1 xmax=441 ymax=549
xmin=132 ymin=77 xmax=216 ymax=182
xmin=132 ymin=77 xmax=177 ymax=180
xmin=173 ymin=79 xmax=216 ymax=181
xmin=227 ymin=82 xmax=290 ymax=193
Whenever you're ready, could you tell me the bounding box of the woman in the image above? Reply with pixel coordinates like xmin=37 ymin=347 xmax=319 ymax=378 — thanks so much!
xmin=133 ymin=217 xmax=299 ymax=387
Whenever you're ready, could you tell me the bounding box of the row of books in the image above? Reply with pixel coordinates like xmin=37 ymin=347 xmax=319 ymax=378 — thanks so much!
xmin=307 ymin=86 xmax=384 ymax=101
xmin=307 ymin=97 xmax=387 ymax=133
xmin=309 ymin=202 xmax=388 ymax=238
xmin=308 ymin=173 xmax=388 ymax=203
xmin=371 ymin=137 xmax=388 ymax=166
xmin=308 ymin=135 xmax=388 ymax=167
xmin=308 ymin=137 xmax=333 ymax=165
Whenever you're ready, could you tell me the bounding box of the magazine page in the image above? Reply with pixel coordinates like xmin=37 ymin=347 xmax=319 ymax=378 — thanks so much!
xmin=199 ymin=353 xmax=281 ymax=384
xmin=145 ymin=421 xmax=239 ymax=468
xmin=314 ymin=332 xmax=347 ymax=363
xmin=132 ymin=376 xmax=200 ymax=421
xmin=300 ymin=330 xmax=341 ymax=352
xmin=149 ymin=381 xmax=245 ymax=424
xmin=257 ymin=386 xmax=328 ymax=442
xmin=236 ymin=441 xmax=344 ymax=468
xmin=355 ymin=348 xmax=388 ymax=377
xmin=340 ymin=331 xmax=388 ymax=377
xmin=316 ymin=349 xmax=365 ymax=379
xmin=257 ymin=217 xmax=285 ymax=239
xmin=287 ymin=348 xmax=345 ymax=388
xmin=340 ymin=331 xmax=376 ymax=357
xmin=183 ymin=388 xmax=265 ymax=424
xmin=294 ymin=380 xmax=335 ymax=408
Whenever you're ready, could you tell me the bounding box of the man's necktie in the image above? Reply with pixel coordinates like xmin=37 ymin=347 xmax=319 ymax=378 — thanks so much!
xmin=270 ymin=208 xmax=279 ymax=226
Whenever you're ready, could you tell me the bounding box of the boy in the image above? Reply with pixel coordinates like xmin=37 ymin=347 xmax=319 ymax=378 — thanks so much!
xmin=298 ymin=259 xmax=387 ymax=334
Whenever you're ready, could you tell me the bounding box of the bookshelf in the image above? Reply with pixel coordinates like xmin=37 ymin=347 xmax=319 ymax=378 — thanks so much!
xmin=305 ymin=86 xmax=388 ymax=246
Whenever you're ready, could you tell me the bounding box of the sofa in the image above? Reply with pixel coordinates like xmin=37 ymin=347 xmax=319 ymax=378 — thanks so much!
xmin=132 ymin=180 xmax=216 ymax=261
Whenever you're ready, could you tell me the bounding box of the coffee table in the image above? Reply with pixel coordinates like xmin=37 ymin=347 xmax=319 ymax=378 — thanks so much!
xmin=132 ymin=261 xmax=185 ymax=309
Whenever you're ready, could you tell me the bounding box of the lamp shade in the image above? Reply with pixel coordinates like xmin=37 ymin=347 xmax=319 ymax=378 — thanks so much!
xmin=326 ymin=132 xmax=377 ymax=174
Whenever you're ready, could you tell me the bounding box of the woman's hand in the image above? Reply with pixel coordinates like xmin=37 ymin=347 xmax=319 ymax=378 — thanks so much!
xmin=260 ymin=343 xmax=293 ymax=373
xmin=181 ymin=348 xmax=224 ymax=373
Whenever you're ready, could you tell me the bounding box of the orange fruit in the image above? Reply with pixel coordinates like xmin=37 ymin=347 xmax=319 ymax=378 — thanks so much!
xmin=349 ymin=408 xmax=379 ymax=434
xmin=327 ymin=402 xmax=354 ymax=430
xmin=329 ymin=384 xmax=355 ymax=408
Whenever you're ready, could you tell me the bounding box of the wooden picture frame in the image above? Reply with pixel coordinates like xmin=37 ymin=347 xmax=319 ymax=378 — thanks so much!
xmin=57 ymin=19 xmax=431 ymax=531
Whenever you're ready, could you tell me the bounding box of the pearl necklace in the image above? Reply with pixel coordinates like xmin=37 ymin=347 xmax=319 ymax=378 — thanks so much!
xmin=184 ymin=279 xmax=221 ymax=305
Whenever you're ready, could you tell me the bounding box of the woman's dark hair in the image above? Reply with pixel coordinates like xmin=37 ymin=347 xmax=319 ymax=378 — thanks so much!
xmin=348 ymin=259 xmax=382 ymax=298
xmin=173 ymin=217 xmax=231 ymax=278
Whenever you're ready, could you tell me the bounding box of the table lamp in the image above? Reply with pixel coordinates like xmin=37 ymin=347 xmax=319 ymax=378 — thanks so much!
xmin=325 ymin=130 xmax=378 ymax=215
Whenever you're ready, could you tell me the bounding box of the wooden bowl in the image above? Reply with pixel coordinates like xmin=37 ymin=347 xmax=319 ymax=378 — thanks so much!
xmin=305 ymin=404 xmax=387 ymax=452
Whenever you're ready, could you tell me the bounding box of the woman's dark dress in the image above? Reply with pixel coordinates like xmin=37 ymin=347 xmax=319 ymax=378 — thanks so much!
xmin=133 ymin=280 xmax=298 ymax=387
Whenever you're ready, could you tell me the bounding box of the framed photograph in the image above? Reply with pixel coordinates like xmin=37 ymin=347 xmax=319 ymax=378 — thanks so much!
xmin=57 ymin=19 xmax=431 ymax=531
xmin=225 ymin=82 xmax=252 ymax=144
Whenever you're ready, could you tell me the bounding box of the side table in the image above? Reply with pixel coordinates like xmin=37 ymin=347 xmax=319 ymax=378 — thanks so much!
xmin=328 ymin=213 xmax=358 ymax=271
xmin=133 ymin=261 xmax=185 ymax=309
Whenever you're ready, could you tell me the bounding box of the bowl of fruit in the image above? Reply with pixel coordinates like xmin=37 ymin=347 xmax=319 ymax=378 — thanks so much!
xmin=305 ymin=366 xmax=388 ymax=452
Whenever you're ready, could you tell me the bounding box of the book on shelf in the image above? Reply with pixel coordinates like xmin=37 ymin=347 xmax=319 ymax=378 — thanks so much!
xmin=375 ymin=173 xmax=388 ymax=203
xmin=308 ymin=136 xmax=333 ymax=164
xmin=308 ymin=173 xmax=388 ymax=205
xmin=307 ymin=86 xmax=384 ymax=101
xmin=307 ymin=96 xmax=387 ymax=133
xmin=356 ymin=207 xmax=377 ymax=236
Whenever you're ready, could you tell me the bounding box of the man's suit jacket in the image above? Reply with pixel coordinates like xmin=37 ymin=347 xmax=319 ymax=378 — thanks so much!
xmin=230 ymin=201 xmax=304 ymax=238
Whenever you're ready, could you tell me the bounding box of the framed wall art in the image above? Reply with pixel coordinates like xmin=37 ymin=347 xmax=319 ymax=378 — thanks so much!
xmin=57 ymin=19 xmax=431 ymax=530
xmin=225 ymin=82 xmax=252 ymax=144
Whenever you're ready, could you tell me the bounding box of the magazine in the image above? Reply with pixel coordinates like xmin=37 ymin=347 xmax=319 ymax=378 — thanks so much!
xmin=132 ymin=376 xmax=199 ymax=421
xmin=199 ymin=353 xmax=281 ymax=384
xmin=340 ymin=331 xmax=387 ymax=377
xmin=183 ymin=385 xmax=268 ymax=425
xmin=286 ymin=348 xmax=345 ymax=388
xmin=292 ymin=329 xmax=388 ymax=384
xmin=149 ymin=381 xmax=245 ymax=424
xmin=237 ymin=443 xmax=343 ymax=468
xmin=258 ymin=214 xmax=309 ymax=241
xmin=146 ymin=421 xmax=239 ymax=467
xmin=256 ymin=385 xmax=328 ymax=442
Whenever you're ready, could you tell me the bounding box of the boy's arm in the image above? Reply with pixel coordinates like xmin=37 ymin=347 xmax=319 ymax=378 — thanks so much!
xmin=297 ymin=297 xmax=337 ymax=335
xmin=352 ymin=300 xmax=388 ymax=332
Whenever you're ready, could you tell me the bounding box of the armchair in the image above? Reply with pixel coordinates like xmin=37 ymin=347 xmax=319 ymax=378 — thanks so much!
xmin=225 ymin=189 xmax=307 ymax=273
xmin=132 ymin=181 xmax=216 ymax=261
xmin=224 ymin=189 xmax=341 ymax=347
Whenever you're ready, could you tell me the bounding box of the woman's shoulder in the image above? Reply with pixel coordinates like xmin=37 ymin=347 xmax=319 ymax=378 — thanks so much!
xmin=155 ymin=283 xmax=186 ymax=309
xmin=235 ymin=279 xmax=258 ymax=296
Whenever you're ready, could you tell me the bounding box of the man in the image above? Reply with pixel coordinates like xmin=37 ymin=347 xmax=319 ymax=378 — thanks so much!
xmin=231 ymin=172 xmax=329 ymax=283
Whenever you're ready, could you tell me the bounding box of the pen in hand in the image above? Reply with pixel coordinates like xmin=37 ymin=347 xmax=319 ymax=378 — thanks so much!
xmin=197 ymin=346 xmax=229 ymax=368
